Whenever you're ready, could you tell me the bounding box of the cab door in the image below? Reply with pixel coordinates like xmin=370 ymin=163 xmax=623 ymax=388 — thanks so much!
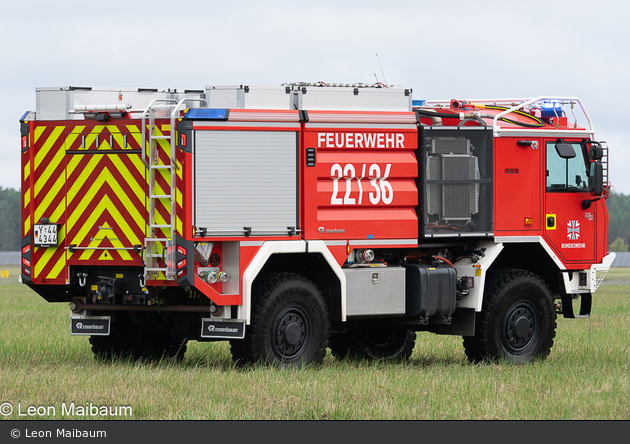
xmin=543 ymin=139 xmax=596 ymax=265
xmin=494 ymin=137 xmax=542 ymax=233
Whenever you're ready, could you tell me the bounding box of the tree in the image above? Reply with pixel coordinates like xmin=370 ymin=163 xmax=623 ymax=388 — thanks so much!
xmin=0 ymin=187 xmax=20 ymax=251
xmin=609 ymin=237 xmax=628 ymax=252
xmin=606 ymin=192 xmax=630 ymax=247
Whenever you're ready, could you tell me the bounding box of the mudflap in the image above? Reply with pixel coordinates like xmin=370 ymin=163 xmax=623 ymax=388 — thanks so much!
xmin=70 ymin=315 xmax=111 ymax=336
xmin=200 ymin=319 xmax=245 ymax=339
xmin=560 ymin=293 xmax=591 ymax=319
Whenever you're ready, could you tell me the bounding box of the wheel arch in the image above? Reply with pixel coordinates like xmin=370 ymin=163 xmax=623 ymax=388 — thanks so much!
xmin=238 ymin=241 xmax=345 ymax=324
xmin=489 ymin=242 xmax=562 ymax=296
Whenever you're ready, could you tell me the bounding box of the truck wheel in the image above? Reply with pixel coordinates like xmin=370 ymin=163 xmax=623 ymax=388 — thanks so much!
xmin=328 ymin=331 xmax=354 ymax=359
xmin=89 ymin=335 xmax=134 ymax=360
xmin=128 ymin=312 xmax=188 ymax=361
xmin=330 ymin=328 xmax=416 ymax=361
xmin=132 ymin=331 xmax=188 ymax=362
xmin=89 ymin=315 xmax=134 ymax=360
xmin=463 ymin=269 xmax=556 ymax=364
xmin=90 ymin=313 xmax=187 ymax=362
xmin=230 ymin=273 xmax=329 ymax=368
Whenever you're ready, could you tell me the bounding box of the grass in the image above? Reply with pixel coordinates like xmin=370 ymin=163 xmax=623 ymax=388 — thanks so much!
xmin=0 ymin=264 xmax=629 ymax=420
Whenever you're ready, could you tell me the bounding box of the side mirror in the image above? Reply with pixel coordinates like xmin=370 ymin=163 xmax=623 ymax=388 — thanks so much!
xmin=589 ymin=143 xmax=603 ymax=161
xmin=589 ymin=162 xmax=604 ymax=196
xmin=555 ymin=142 xmax=576 ymax=159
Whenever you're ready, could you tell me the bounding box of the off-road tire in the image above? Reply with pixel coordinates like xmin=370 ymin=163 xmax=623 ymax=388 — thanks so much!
xmin=132 ymin=330 xmax=188 ymax=362
xmin=230 ymin=273 xmax=329 ymax=368
xmin=90 ymin=313 xmax=187 ymax=362
xmin=463 ymin=269 xmax=556 ymax=364
xmin=89 ymin=314 xmax=135 ymax=361
xmin=330 ymin=328 xmax=416 ymax=361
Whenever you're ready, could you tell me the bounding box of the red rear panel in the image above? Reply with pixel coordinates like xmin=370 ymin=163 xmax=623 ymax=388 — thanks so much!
xmin=64 ymin=122 xmax=146 ymax=267
xmin=24 ymin=121 xmax=68 ymax=284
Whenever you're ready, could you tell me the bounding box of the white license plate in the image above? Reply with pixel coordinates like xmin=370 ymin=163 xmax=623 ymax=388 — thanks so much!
xmin=34 ymin=224 xmax=58 ymax=247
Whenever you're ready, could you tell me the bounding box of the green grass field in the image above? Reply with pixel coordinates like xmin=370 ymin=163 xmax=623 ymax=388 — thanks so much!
xmin=0 ymin=264 xmax=628 ymax=420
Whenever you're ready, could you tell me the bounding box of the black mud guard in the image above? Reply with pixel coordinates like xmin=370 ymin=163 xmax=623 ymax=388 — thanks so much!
xmin=561 ymin=293 xmax=591 ymax=319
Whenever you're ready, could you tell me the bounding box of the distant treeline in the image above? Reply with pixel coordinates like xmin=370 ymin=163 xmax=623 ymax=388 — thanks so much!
xmin=606 ymin=191 xmax=630 ymax=251
xmin=1 ymin=187 xmax=630 ymax=252
xmin=0 ymin=187 xmax=19 ymax=251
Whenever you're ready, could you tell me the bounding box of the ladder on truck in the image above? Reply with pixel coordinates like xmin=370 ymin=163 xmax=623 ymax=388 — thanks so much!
xmin=601 ymin=141 xmax=610 ymax=197
xmin=141 ymin=98 xmax=206 ymax=280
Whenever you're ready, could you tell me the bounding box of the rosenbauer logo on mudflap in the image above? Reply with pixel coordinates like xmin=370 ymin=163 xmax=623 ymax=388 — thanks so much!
xmin=207 ymin=325 xmax=238 ymax=333
xmin=74 ymin=323 xmax=104 ymax=331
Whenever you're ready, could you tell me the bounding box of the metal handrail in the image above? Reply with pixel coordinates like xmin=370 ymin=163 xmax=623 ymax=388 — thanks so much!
xmin=491 ymin=96 xmax=594 ymax=133
xmin=141 ymin=98 xmax=178 ymax=167
xmin=421 ymin=96 xmax=595 ymax=134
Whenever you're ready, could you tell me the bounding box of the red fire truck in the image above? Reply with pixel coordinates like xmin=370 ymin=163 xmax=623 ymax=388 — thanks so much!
xmin=20 ymin=83 xmax=615 ymax=367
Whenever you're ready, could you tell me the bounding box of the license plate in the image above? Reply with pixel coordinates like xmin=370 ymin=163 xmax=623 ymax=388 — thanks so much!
xmin=34 ymin=224 xmax=58 ymax=247
xmin=201 ymin=319 xmax=245 ymax=339
xmin=71 ymin=316 xmax=111 ymax=336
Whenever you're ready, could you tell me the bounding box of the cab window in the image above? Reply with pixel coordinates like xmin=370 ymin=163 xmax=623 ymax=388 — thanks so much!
xmin=546 ymin=141 xmax=589 ymax=191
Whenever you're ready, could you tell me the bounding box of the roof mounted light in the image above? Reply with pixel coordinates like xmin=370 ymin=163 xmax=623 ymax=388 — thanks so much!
xmin=541 ymin=100 xmax=563 ymax=118
xmin=185 ymin=108 xmax=228 ymax=120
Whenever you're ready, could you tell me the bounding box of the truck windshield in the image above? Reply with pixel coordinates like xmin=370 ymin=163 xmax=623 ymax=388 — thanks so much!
xmin=546 ymin=141 xmax=589 ymax=192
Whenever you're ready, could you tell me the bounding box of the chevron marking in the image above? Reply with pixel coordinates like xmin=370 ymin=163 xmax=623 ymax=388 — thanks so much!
xmin=69 ymin=189 xmax=143 ymax=249
xmin=78 ymin=221 xmax=133 ymax=261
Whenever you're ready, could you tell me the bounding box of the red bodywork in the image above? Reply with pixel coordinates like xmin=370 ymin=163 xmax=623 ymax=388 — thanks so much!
xmin=22 ymin=105 xmax=609 ymax=305
xmin=494 ymin=135 xmax=608 ymax=268
xmin=301 ymin=111 xmax=419 ymax=254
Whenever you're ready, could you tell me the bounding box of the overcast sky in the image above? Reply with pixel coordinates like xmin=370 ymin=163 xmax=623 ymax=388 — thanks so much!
xmin=2 ymin=0 xmax=629 ymax=193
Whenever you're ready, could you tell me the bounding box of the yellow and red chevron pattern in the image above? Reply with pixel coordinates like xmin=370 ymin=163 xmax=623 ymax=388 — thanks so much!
xmin=23 ymin=119 xmax=181 ymax=284
xmin=23 ymin=123 xmax=67 ymax=283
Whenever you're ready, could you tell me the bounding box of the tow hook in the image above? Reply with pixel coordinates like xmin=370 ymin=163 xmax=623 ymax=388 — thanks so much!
xmin=138 ymin=274 xmax=146 ymax=289
xmin=77 ymin=272 xmax=88 ymax=287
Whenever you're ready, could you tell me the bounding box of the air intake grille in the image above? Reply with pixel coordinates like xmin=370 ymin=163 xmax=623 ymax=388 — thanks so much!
xmin=422 ymin=128 xmax=493 ymax=236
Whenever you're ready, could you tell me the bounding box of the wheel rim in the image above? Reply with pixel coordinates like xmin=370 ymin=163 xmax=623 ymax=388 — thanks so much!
xmin=271 ymin=305 xmax=310 ymax=360
xmin=502 ymin=300 xmax=539 ymax=354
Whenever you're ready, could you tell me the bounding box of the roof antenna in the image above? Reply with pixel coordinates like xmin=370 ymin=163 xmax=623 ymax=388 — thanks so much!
xmin=376 ymin=53 xmax=387 ymax=84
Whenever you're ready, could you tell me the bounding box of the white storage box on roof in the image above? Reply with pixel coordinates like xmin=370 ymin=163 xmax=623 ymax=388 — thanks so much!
xmin=205 ymin=85 xmax=293 ymax=110
xmin=293 ymin=84 xmax=413 ymax=111
xmin=205 ymin=84 xmax=414 ymax=111
xmin=35 ymin=87 xmax=205 ymax=120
